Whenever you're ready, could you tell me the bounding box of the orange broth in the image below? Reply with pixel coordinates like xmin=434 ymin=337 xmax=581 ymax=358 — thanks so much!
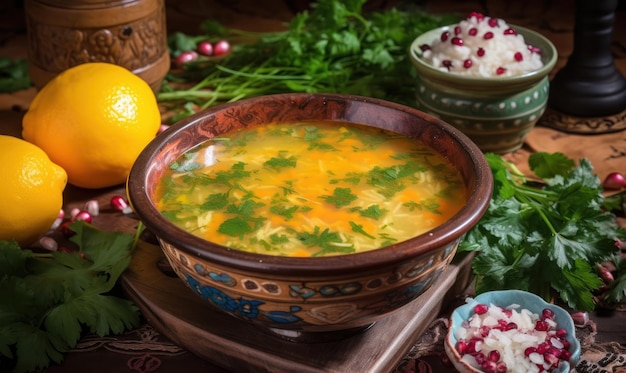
xmin=155 ymin=122 xmax=467 ymax=257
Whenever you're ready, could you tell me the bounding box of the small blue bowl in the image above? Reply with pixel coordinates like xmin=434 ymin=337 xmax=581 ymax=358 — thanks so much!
xmin=445 ymin=290 xmax=581 ymax=373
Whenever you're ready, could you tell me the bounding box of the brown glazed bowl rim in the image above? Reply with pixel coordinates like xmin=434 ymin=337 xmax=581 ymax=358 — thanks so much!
xmin=127 ymin=93 xmax=493 ymax=277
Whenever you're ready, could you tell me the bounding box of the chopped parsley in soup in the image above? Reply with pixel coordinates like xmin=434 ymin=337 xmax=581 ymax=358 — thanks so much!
xmin=155 ymin=122 xmax=467 ymax=257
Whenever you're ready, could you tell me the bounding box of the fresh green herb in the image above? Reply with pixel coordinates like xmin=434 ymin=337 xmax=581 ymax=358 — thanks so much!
xmin=350 ymin=221 xmax=376 ymax=239
xmin=352 ymin=204 xmax=385 ymax=219
xmin=321 ymin=187 xmax=357 ymax=207
xmin=0 ymin=58 xmax=32 ymax=93
xmin=158 ymin=0 xmax=457 ymax=121
xmin=264 ymin=153 xmax=297 ymax=169
xmin=296 ymin=226 xmax=355 ymax=256
xmin=459 ymin=152 xmax=625 ymax=312
xmin=0 ymin=221 xmax=141 ymax=373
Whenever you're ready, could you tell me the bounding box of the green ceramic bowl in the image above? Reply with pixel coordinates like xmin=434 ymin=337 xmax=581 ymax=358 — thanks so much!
xmin=409 ymin=25 xmax=557 ymax=154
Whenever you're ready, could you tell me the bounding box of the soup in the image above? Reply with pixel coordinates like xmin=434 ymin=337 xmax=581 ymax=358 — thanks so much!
xmin=155 ymin=122 xmax=467 ymax=257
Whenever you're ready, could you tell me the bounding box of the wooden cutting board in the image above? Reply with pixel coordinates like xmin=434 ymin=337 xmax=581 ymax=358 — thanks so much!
xmin=119 ymin=243 xmax=474 ymax=373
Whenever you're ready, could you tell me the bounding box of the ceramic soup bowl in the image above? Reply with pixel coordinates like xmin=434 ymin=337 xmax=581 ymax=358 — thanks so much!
xmin=126 ymin=93 xmax=493 ymax=342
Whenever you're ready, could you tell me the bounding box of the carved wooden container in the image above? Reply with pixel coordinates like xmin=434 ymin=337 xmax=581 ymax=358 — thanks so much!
xmin=24 ymin=0 xmax=170 ymax=93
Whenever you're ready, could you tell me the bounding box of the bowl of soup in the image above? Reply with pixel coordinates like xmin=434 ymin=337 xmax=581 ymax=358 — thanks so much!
xmin=126 ymin=93 xmax=493 ymax=341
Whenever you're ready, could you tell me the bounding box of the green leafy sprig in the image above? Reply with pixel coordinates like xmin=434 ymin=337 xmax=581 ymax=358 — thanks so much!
xmin=459 ymin=152 xmax=626 ymax=312
xmin=158 ymin=0 xmax=458 ymax=122
xmin=0 ymin=221 xmax=141 ymax=373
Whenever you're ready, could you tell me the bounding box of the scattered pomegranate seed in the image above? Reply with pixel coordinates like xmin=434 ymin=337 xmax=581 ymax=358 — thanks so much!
xmin=451 ymin=37 xmax=464 ymax=46
xmin=58 ymin=221 xmax=76 ymax=237
xmin=602 ymin=172 xmax=626 ymax=190
xmin=514 ymin=51 xmax=524 ymax=61
xmin=535 ymin=320 xmax=550 ymax=331
xmin=111 ymin=195 xmax=133 ymax=214
xmin=50 ymin=209 xmax=65 ymax=230
xmin=212 ymin=40 xmax=231 ymax=56
xmin=70 ymin=207 xmax=81 ymax=220
xmin=496 ymin=66 xmax=507 ymax=75
xmin=468 ymin=27 xmax=478 ymax=36
xmin=463 ymin=59 xmax=473 ymax=68
xmin=73 ymin=210 xmax=92 ymax=223
xmin=484 ymin=31 xmax=494 ymax=40
xmin=441 ymin=31 xmax=450 ymax=42
xmin=503 ymin=28 xmax=517 ymax=35
xmin=454 ymin=26 xmax=462 ymax=35
xmin=83 ymin=200 xmax=99 ymax=216
xmin=488 ymin=18 xmax=499 ymax=27
xmin=157 ymin=124 xmax=170 ymax=135
xmin=442 ymin=60 xmax=453 ymax=70
xmin=196 ymin=40 xmax=213 ymax=56
xmin=39 ymin=236 xmax=58 ymax=252
xmin=419 ymin=44 xmax=431 ymax=52
xmin=528 ymin=45 xmax=542 ymax=54
xmin=477 ymin=47 xmax=486 ymax=57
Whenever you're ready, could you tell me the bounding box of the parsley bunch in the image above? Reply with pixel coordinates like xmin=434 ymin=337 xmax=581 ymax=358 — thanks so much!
xmin=0 ymin=221 xmax=141 ymax=373
xmin=159 ymin=0 xmax=457 ymax=121
xmin=459 ymin=152 xmax=626 ymax=312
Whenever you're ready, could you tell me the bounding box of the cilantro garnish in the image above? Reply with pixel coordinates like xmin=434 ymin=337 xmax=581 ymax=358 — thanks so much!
xmin=263 ymin=153 xmax=297 ymax=170
xmin=459 ymin=152 xmax=625 ymax=312
xmin=296 ymin=226 xmax=355 ymax=257
xmin=349 ymin=221 xmax=376 ymax=239
xmin=0 ymin=221 xmax=140 ymax=373
xmin=320 ymin=187 xmax=357 ymax=207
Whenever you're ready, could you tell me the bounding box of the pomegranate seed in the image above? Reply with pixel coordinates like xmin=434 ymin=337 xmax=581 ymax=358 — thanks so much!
xmin=474 ymin=352 xmax=486 ymax=364
xmin=212 ymin=40 xmax=231 ymax=56
xmin=524 ymin=347 xmax=537 ymax=357
xmin=111 ymin=195 xmax=133 ymax=214
xmin=70 ymin=207 xmax=81 ymax=220
xmin=536 ymin=320 xmax=550 ymax=331
xmin=514 ymin=51 xmax=524 ymax=61
xmin=496 ymin=67 xmax=506 ymax=75
xmin=451 ymin=37 xmax=463 ymax=46
xmin=441 ymin=31 xmax=450 ymax=42
xmin=560 ymin=338 xmax=571 ymax=350
xmin=477 ymin=47 xmax=485 ymax=57
xmin=419 ymin=44 xmax=431 ymax=51
xmin=504 ymin=322 xmax=518 ymax=331
xmin=537 ymin=342 xmax=550 ymax=354
xmin=481 ymin=360 xmax=497 ymax=373
xmin=468 ymin=27 xmax=478 ymax=36
xmin=543 ymin=352 xmax=559 ymax=366
xmin=74 ymin=210 xmax=92 ymax=223
xmin=454 ymin=26 xmax=462 ymax=35
xmin=174 ymin=50 xmax=198 ymax=67
xmin=463 ymin=59 xmax=473 ymax=68
xmin=541 ymin=308 xmax=555 ymax=320
xmin=83 ymin=200 xmax=99 ymax=216
xmin=58 ymin=221 xmax=75 ymax=237
xmin=503 ymin=28 xmax=517 ymax=35
xmin=488 ymin=18 xmax=499 ymax=27
xmin=468 ymin=12 xmax=485 ymax=22
xmin=196 ymin=40 xmax=213 ymax=56
xmin=488 ymin=350 xmax=500 ymax=362
xmin=455 ymin=340 xmax=467 ymax=354
xmin=50 ymin=209 xmax=65 ymax=230
xmin=561 ymin=350 xmax=571 ymax=360
xmin=555 ymin=328 xmax=567 ymax=338
xmin=478 ymin=325 xmax=490 ymax=336
xmin=496 ymin=362 xmax=507 ymax=373
xmin=528 ymin=45 xmax=542 ymax=54
xmin=474 ymin=304 xmax=489 ymax=314
xmin=484 ymin=31 xmax=494 ymax=40
xmin=39 ymin=236 xmax=58 ymax=251
xmin=547 ymin=346 xmax=563 ymax=358
xmin=442 ymin=60 xmax=453 ymax=70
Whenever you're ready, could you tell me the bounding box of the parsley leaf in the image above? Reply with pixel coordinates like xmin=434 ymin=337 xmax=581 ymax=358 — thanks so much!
xmin=0 ymin=222 xmax=140 ymax=372
xmin=320 ymin=187 xmax=357 ymax=207
xmin=459 ymin=152 xmax=624 ymax=312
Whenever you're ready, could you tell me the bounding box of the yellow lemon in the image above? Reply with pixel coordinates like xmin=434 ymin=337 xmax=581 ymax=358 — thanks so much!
xmin=22 ymin=62 xmax=161 ymax=189
xmin=0 ymin=135 xmax=67 ymax=247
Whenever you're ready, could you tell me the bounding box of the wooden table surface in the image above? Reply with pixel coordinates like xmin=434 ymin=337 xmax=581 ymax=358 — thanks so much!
xmin=1 ymin=0 xmax=625 ymax=372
